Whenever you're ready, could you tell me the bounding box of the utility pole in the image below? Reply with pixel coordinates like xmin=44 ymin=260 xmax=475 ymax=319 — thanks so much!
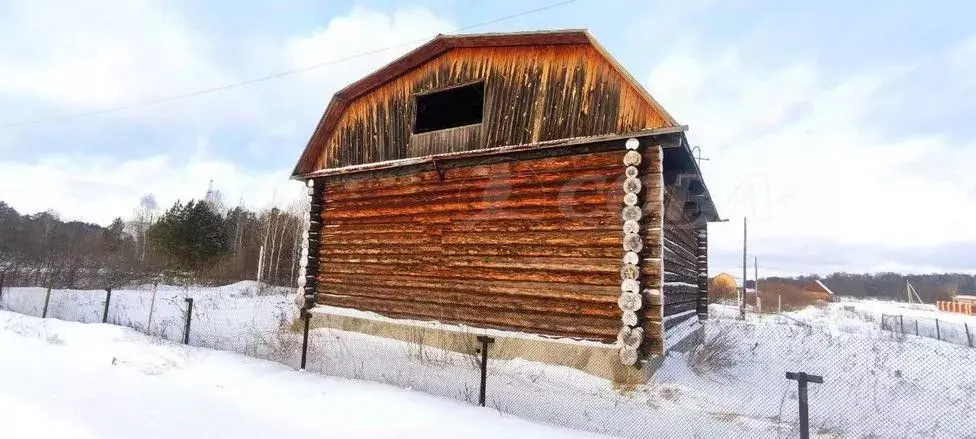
xmin=740 ymin=217 xmax=747 ymax=319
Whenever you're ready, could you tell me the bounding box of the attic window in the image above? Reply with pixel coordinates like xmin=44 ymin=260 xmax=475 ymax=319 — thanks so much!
xmin=413 ymin=82 xmax=485 ymax=133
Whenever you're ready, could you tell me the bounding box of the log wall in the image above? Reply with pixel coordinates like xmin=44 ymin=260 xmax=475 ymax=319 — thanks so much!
xmin=638 ymin=145 xmax=665 ymax=355
xmin=661 ymin=185 xmax=700 ymax=330
xmin=309 ymin=45 xmax=670 ymax=171
xmin=315 ymin=149 xmax=670 ymax=347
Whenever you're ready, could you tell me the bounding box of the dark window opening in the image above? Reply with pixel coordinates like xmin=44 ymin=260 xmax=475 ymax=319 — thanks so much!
xmin=413 ymin=82 xmax=484 ymax=133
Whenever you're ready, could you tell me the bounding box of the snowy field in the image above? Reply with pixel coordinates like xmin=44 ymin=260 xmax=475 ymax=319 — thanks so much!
xmin=2 ymin=284 xmax=975 ymax=438
xmin=0 ymin=310 xmax=597 ymax=439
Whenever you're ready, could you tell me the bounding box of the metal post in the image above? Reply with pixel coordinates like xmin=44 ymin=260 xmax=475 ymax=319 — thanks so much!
xmin=915 ymin=320 xmax=919 ymax=336
xmin=476 ymin=335 xmax=495 ymax=407
xmin=935 ymin=319 xmax=941 ymax=341
xmin=42 ymin=286 xmax=52 ymax=318
xmin=102 ymin=288 xmax=112 ymax=323
xmin=182 ymin=298 xmax=194 ymax=345
xmin=740 ymin=217 xmax=747 ymax=319
xmin=966 ymin=323 xmax=972 ymax=348
xmin=899 ymin=315 xmax=904 ymax=334
xmin=146 ymin=282 xmax=158 ymax=335
xmin=0 ymin=272 xmax=5 ymax=303
xmin=300 ymin=309 xmax=311 ymax=370
xmin=786 ymin=372 xmax=824 ymax=439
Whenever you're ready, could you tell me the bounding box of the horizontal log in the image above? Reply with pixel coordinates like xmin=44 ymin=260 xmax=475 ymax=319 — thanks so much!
xmin=325 ymin=173 xmax=621 ymax=211
xmin=318 ymin=272 xmax=621 ymax=299
xmin=319 ymin=261 xmax=617 ymax=286
xmin=441 ymin=244 xmax=622 ymax=258
xmin=322 ymin=192 xmax=618 ymax=220
xmin=440 ymin=230 xmax=620 ymax=247
xmin=317 ymin=283 xmax=620 ymax=318
xmin=445 ymin=256 xmax=620 ymax=273
xmin=326 ymin=150 xmax=625 ymax=195
xmin=317 ymin=294 xmax=618 ymax=342
xmin=663 ymin=300 xmax=698 ymax=316
xmin=664 ymin=310 xmax=698 ymax=330
xmin=324 ymin=206 xmax=617 ymax=226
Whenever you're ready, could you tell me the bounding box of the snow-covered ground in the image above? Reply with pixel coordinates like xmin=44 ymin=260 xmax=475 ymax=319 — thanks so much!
xmin=0 ymin=310 xmax=601 ymax=439
xmin=2 ymin=284 xmax=975 ymax=438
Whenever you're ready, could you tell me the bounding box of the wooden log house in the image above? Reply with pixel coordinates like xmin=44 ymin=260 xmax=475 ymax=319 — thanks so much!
xmin=292 ymin=30 xmax=720 ymax=375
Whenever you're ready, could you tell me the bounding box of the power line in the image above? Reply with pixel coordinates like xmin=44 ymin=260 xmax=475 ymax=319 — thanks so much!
xmin=1 ymin=0 xmax=579 ymax=129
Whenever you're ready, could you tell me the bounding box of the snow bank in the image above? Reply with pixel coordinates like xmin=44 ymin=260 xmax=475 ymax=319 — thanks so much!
xmin=3 ymin=285 xmax=975 ymax=438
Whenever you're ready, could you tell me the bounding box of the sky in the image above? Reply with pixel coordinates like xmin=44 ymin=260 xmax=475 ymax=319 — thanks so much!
xmin=1 ymin=0 xmax=974 ymax=277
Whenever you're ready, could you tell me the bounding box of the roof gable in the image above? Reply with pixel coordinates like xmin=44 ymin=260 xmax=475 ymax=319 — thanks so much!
xmin=293 ymin=29 xmax=678 ymax=178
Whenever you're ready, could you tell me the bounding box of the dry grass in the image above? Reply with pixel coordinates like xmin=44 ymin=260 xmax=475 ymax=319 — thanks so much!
xmin=688 ymin=331 xmax=740 ymax=378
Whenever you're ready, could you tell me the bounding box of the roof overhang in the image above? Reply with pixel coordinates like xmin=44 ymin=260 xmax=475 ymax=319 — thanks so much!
xmin=295 ymin=125 xmax=721 ymax=223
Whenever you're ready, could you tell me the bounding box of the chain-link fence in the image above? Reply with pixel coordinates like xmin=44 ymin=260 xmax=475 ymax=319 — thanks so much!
xmin=881 ymin=313 xmax=974 ymax=347
xmin=2 ymin=283 xmax=974 ymax=438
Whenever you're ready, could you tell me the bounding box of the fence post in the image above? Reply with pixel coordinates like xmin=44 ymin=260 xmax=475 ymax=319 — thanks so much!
xmin=966 ymin=323 xmax=972 ymax=348
xmin=0 ymin=272 xmax=5 ymax=303
xmin=182 ymin=297 xmax=194 ymax=345
xmin=476 ymin=335 xmax=495 ymax=407
xmin=146 ymin=282 xmax=158 ymax=335
xmin=42 ymin=286 xmax=52 ymax=318
xmin=935 ymin=319 xmax=941 ymax=341
xmin=300 ymin=309 xmax=311 ymax=370
xmin=786 ymin=372 xmax=824 ymax=439
xmin=102 ymin=288 xmax=112 ymax=323
xmin=914 ymin=320 xmax=919 ymax=336
xmin=899 ymin=315 xmax=904 ymax=334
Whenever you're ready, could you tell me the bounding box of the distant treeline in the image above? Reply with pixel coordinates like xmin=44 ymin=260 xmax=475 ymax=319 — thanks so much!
xmin=0 ymin=192 xmax=306 ymax=289
xmin=761 ymin=273 xmax=975 ymax=304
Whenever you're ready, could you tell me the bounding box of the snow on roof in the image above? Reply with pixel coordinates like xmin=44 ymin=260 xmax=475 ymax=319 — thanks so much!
xmin=814 ymin=280 xmax=835 ymax=296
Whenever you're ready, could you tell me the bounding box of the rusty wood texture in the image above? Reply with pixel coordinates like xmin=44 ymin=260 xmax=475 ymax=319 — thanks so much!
xmin=315 ymin=149 xmax=668 ymax=344
xmin=307 ymin=45 xmax=669 ymax=172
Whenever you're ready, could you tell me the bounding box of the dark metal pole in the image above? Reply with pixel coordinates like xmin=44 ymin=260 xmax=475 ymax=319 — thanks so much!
xmin=915 ymin=320 xmax=919 ymax=336
xmin=741 ymin=217 xmax=747 ymax=319
xmin=182 ymin=298 xmax=193 ymax=345
xmin=0 ymin=272 xmax=5 ymax=303
xmin=935 ymin=319 xmax=941 ymax=341
xmin=899 ymin=315 xmax=904 ymax=334
xmin=102 ymin=288 xmax=112 ymax=323
xmin=42 ymin=286 xmax=52 ymax=318
xmin=300 ymin=309 xmax=311 ymax=370
xmin=786 ymin=372 xmax=824 ymax=439
xmin=476 ymin=335 xmax=495 ymax=407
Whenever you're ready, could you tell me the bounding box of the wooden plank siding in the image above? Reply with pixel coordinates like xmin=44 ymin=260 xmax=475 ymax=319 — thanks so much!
xmin=310 ymin=45 xmax=670 ymax=172
xmin=314 ymin=149 xmax=673 ymax=348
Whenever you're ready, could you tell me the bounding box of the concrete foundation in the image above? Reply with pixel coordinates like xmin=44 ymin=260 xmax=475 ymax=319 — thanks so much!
xmin=297 ymin=309 xmax=703 ymax=388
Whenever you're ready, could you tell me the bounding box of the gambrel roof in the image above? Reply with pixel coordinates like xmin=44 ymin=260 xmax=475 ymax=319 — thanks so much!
xmin=292 ymin=29 xmax=679 ymax=177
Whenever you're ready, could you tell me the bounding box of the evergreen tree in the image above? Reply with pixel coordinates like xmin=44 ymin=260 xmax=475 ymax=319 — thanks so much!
xmin=148 ymin=200 xmax=229 ymax=272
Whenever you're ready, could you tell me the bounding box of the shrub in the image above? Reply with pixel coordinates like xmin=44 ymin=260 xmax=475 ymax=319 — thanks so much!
xmin=688 ymin=330 xmax=739 ymax=377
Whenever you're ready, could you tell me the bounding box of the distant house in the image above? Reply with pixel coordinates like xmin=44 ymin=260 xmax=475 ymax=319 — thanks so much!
xmin=803 ymin=280 xmax=835 ymax=301
xmin=953 ymin=295 xmax=976 ymax=305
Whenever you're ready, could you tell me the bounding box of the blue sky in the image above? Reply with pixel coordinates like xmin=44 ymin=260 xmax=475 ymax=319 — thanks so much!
xmin=1 ymin=0 xmax=975 ymax=276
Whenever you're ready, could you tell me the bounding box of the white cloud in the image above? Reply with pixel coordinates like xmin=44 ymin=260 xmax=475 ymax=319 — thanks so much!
xmin=646 ymin=43 xmax=976 ymax=274
xmin=0 ymin=0 xmax=229 ymax=111
xmin=0 ymin=4 xmax=457 ymax=224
